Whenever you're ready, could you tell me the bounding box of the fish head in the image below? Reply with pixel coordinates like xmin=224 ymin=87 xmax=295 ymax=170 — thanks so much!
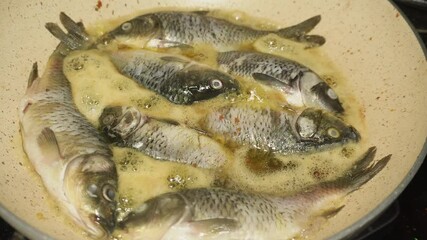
xmin=99 ymin=106 xmax=149 ymax=142
xmin=64 ymin=154 xmax=118 ymax=238
xmin=119 ymin=192 xmax=189 ymax=239
xmin=172 ymin=67 xmax=240 ymax=104
xmin=298 ymin=71 xmax=344 ymax=113
xmin=98 ymin=14 xmax=162 ymax=45
xmin=295 ymin=108 xmax=360 ymax=147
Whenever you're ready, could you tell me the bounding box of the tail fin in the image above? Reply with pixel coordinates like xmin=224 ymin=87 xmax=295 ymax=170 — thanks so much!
xmin=45 ymin=13 xmax=93 ymax=52
xmin=277 ymin=15 xmax=326 ymax=47
xmin=321 ymin=147 xmax=391 ymax=193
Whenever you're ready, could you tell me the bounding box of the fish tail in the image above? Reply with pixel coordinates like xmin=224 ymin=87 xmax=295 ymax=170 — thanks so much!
xmin=45 ymin=13 xmax=92 ymax=52
xmin=282 ymin=147 xmax=390 ymax=220
xmin=321 ymin=147 xmax=391 ymax=193
xmin=276 ymin=15 xmax=326 ymax=47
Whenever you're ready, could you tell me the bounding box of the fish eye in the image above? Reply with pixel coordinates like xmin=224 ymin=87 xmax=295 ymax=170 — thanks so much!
xmin=102 ymin=114 xmax=115 ymax=126
xmin=326 ymin=88 xmax=338 ymax=100
xmin=121 ymin=22 xmax=132 ymax=32
xmin=87 ymin=184 xmax=98 ymax=198
xmin=102 ymin=184 xmax=116 ymax=202
xmin=327 ymin=127 xmax=340 ymax=138
xmin=211 ymin=79 xmax=223 ymax=90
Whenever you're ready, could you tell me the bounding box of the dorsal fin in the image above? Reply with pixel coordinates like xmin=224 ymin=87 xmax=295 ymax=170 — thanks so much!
xmin=27 ymin=62 xmax=39 ymax=89
xmin=191 ymin=10 xmax=210 ymax=15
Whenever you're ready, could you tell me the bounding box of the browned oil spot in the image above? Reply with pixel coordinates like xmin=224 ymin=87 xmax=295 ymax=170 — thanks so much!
xmin=95 ymin=0 xmax=103 ymax=11
xmin=311 ymin=167 xmax=329 ymax=181
xmin=234 ymin=117 xmax=240 ymax=124
xmin=245 ymin=149 xmax=297 ymax=175
xmin=36 ymin=212 xmax=45 ymax=220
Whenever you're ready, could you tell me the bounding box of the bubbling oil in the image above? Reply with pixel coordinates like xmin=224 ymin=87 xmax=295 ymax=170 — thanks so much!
xmin=63 ymin=9 xmax=367 ymax=222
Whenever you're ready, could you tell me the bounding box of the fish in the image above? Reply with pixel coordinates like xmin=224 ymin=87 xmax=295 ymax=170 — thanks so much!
xmin=116 ymin=147 xmax=391 ymax=240
xmin=46 ymin=13 xmax=241 ymax=105
xmin=201 ymin=105 xmax=359 ymax=154
xmin=217 ymin=51 xmax=344 ymax=113
xmin=99 ymin=106 xmax=229 ymax=169
xmin=98 ymin=10 xmax=326 ymax=51
xmin=17 ymin=16 xmax=118 ymax=237
xmin=109 ymin=49 xmax=240 ymax=105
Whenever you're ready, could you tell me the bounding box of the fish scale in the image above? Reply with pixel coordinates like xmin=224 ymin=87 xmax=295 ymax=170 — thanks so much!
xmin=19 ymin=39 xmax=117 ymax=236
xmin=218 ymin=51 xmax=305 ymax=86
xmin=110 ymin=49 xmax=240 ymax=105
xmin=154 ymin=12 xmax=264 ymax=48
xmin=100 ymin=106 xmax=230 ymax=169
xmin=100 ymin=11 xmax=325 ymax=51
xmin=128 ymin=121 xmax=227 ymax=168
xmin=118 ymin=148 xmax=390 ymax=240
xmin=202 ymin=105 xmax=359 ymax=154
xmin=217 ymin=51 xmax=345 ymax=113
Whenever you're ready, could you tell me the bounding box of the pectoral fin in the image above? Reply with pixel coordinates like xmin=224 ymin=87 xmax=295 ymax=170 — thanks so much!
xmin=186 ymin=218 xmax=239 ymax=236
xmin=191 ymin=10 xmax=210 ymax=15
xmin=158 ymin=40 xmax=193 ymax=49
xmin=37 ymin=128 xmax=64 ymax=165
xmin=154 ymin=117 xmax=181 ymax=126
xmin=160 ymin=56 xmax=190 ymax=64
xmin=252 ymin=73 xmax=289 ymax=89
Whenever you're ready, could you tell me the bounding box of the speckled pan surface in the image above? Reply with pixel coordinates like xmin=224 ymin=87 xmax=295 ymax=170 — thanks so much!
xmin=0 ymin=0 xmax=426 ymax=239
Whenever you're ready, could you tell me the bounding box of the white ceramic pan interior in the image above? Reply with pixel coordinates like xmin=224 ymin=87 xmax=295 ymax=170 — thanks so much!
xmin=0 ymin=0 xmax=426 ymax=239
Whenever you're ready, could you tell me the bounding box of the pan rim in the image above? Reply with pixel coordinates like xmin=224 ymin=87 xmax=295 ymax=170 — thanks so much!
xmin=0 ymin=1 xmax=426 ymax=239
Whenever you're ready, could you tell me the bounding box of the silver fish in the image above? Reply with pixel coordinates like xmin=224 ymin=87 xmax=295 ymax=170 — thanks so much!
xmin=109 ymin=50 xmax=240 ymax=105
xmin=47 ymin=13 xmax=240 ymax=105
xmin=18 ymin=18 xmax=118 ymax=237
xmin=217 ymin=51 xmax=344 ymax=113
xmin=201 ymin=105 xmax=359 ymax=154
xmin=98 ymin=11 xmax=326 ymax=50
xmin=117 ymin=147 xmax=391 ymax=240
xmin=99 ymin=106 xmax=229 ymax=169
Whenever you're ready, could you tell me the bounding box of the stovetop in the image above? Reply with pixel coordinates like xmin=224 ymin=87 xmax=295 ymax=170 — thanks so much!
xmin=1 ymin=1 xmax=426 ymax=239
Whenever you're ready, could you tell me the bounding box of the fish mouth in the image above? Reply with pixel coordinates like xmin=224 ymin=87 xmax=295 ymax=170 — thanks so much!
xmin=85 ymin=213 xmax=115 ymax=238
xmin=348 ymin=126 xmax=361 ymax=142
xmin=96 ymin=33 xmax=115 ymax=46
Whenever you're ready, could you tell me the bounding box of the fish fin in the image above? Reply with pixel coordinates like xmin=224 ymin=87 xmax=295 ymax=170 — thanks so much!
xmin=27 ymin=62 xmax=39 ymax=89
xmin=59 ymin=12 xmax=89 ymax=41
xmin=157 ymin=39 xmax=193 ymax=49
xmin=191 ymin=10 xmax=210 ymax=15
xmin=154 ymin=117 xmax=182 ymax=126
xmin=277 ymin=15 xmax=326 ymax=47
xmin=153 ymin=118 xmax=212 ymax=137
xmin=45 ymin=22 xmax=77 ymax=52
xmin=186 ymin=218 xmax=239 ymax=236
xmin=46 ymin=13 xmax=91 ymax=51
xmin=252 ymin=72 xmax=290 ymax=90
xmin=321 ymin=205 xmax=345 ymax=219
xmin=321 ymin=147 xmax=391 ymax=193
xmin=37 ymin=128 xmax=64 ymax=165
xmin=192 ymin=127 xmax=212 ymax=137
xmin=252 ymin=72 xmax=283 ymax=84
xmin=160 ymin=56 xmax=190 ymax=64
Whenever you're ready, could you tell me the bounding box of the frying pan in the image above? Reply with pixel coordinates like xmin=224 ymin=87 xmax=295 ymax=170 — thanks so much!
xmin=0 ymin=0 xmax=426 ymax=239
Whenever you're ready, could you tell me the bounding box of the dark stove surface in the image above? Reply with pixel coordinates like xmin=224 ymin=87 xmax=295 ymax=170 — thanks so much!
xmin=1 ymin=1 xmax=426 ymax=240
